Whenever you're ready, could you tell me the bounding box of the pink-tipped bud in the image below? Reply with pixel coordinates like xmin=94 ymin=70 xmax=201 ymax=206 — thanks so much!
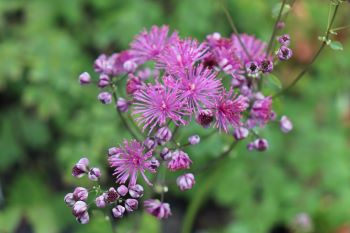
xmin=106 ymin=187 xmax=119 ymax=203
xmin=95 ymin=194 xmax=106 ymax=208
xmin=117 ymin=185 xmax=128 ymax=196
xmin=253 ymin=138 xmax=269 ymax=151
xmin=76 ymin=211 xmax=90 ymax=224
xmin=278 ymin=34 xmax=291 ymax=46
xmin=155 ymin=127 xmax=172 ymax=144
xmin=233 ymin=127 xmax=249 ymax=140
xmin=98 ymin=92 xmax=112 ymax=104
xmin=72 ymin=157 xmax=89 ymax=178
xmin=196 ymin=109 xmax=214 ymax=128
xmin=188 ymin=135 xmax=200 ymax=145
xmin=125 ymin=199 xmax=138 ymax=212
xmin=108 ymin=147 xmax=118 ymax=156
xmin=167 ymin=150 xmax=192 ymax=171
xmin=176 ymin=173 xmax=195 ymax=191
xmin=144 ymin=137 xmax=157 ymax=150
xmin=117 ymin=98 xmax=129 ymax=112
xmin=88 ymin=167 xmax=101 ymax=181
xmin=144 ymin=199 xmax=172 ymax=219
xmin=280 ymin=115 xmax=293 ymax=133
xmin=126 ymin=74 xmax=142 ymax=95
xmin=64 ymin=193 xmax=75 ymax=207
xmin=160 ymin=147 xmax=172 ymax=161
xmin=79 ymin=72 xmax=91 ymax=85
xmin=98 ymin=74 xmax=110 ymax=88
xmin=112 ymin=205 xmax=126 ymax=218
xmin=73 ymin=187 xmax=88 ymax=201
xmin=129 ymin=184 xmax=144 ymax=198
xmin=123 ymin=60 xmax=137 ymax=73
xmin=72 ymin=201 xmax=88 ymax=217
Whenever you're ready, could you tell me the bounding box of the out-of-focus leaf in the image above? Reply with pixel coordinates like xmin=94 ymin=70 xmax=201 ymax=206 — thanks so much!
xmin=329 ymin=41 xmax=343 ymax=51
xmin=272 ymin=3 xmax=291 ymax=18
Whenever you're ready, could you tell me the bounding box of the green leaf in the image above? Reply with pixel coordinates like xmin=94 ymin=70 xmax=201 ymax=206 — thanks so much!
xmin=272 ymin=3 xmax=291 ymax=18
xmin=262 ymin=74 xmax=282 ymax=96
xmin=329 ymin=41 xmax=343 ymax=51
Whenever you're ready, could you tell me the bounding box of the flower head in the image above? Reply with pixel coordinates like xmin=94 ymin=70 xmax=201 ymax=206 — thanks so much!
xmin=212 ymin=89 xmax=249 ymax=133
xmin=250 ymin=96 xmax=273 ymax=126
xmin=167 ymin=150 xmax=192 ymax=171
xmin=156 ymin=38 xmax=208 ymax=76
xmin=144 ymin=199 xmax=172 ymax=219
xmin=133 ymin=83 xmax=188 ymax=132
xmin=231 ymin=34 xmax=267 ymax=64
xmin=130 ymin=25 xmax=178 ymax=63
xmin=176 ymin=173 xmax=195 ymax=191
xmin=108 ymin=140 xmax=157 ymax=187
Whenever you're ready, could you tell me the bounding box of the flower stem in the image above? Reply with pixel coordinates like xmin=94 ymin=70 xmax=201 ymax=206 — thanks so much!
xmin=266 ymin=0 xmax=288 ymax=56
xmin=181 ymin=141 xmax=238 ymax=233
xmin=273 ymin=3 xmax=340 ymax=98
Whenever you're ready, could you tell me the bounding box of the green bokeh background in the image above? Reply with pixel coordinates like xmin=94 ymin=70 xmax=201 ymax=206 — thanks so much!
xmin=0 ymin=0 xmax=349 ymax=233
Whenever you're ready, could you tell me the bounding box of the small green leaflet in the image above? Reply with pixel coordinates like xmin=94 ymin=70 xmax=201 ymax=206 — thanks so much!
xmin=329 ymin=41 xmax=343 ymax=51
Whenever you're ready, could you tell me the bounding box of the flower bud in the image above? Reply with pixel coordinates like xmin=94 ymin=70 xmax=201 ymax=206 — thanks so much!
xmin=72 ymin=201 xmax=88 ymax=217
xmin=280 ymin=115 xmax=293 ymax=133
xmin=167 ymin=150 xmax=192 ymax=171
xmin=95 ymin=194 xmax=106 ymax=208
xmin=98 ymin=92 xmax=112 ymax=104
xmin=73 ymin=187 xmax=88 ymax=201
xmin=79 ymin=72 xmax=91 ymax=85
xmin=64 ymin=193 xmax=75 ymax=207
xmin=117 ymin=185 xmax=128 ymax=197
xmin=245 ymin=61 xmax=259 ymax=77
xmin=117 ymin=98 xmax=129 ymax=112
xmin=88 ymin=168 xmax=101 ymax=181
xmin=72 ymin=157 xmax=89 ymax=178
xmin=176 ymin=173 xmax=195 ymax=191
xmin=259 ymin=59 xmax=274 ymax=74
xmin=125 ymin=199 xmax=138 ymax=212
xmin=144 ymin=137 xmax=157 ymax=150
xmin=148 ymin=157 xmax=160 ymax=171
xmin=106 ymin=187 xmax=119 ymax=203
xmin=277 ymin=21 xmax=285 ymax=29
xmin=247 ymin=142 xmax=255 ymax=151
xmin=160 ymin=147 xmax=172 ymax=161
xmin=277 ymin=46 xmax=293 ymax=61
xmin=253 ymin=138 xmax=269 ymax=151
xmin=278 ymin=34 xmax=291 ymax=46
xmin=123 ymin=60 xmax=137 ymax=73
xmin=108 ymin=147 xmax=118 ymax=157
xmin=233 ymin=127 xmax=249 ymax=140
xmin=98 ymin=74 xmax=110 ymax=88
xmin=144 ymin=199 xmax=171 ymax=219
xmin=112 ymin=205 xmax=126 ymax=218
xmin=76 ymin=211 xmax=89 ymax=224
xmin=126 ymin=74 xmax=142 ymax=95
xmin=188 ymin=135 xmax=200 ymax=145
xmin=129 ymin=184 xmax=144 ymax=198
xmin=196 ymin=109 xmax=214 ymax=128
xmin=155 ymin=127 xmax=172 ymax=144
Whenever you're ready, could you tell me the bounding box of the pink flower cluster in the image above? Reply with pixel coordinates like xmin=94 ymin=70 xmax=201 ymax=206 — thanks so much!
xmin=72 ymin=25 xmax=294 ymax=224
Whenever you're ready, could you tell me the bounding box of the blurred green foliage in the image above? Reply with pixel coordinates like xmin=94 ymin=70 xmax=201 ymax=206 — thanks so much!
xmin=0 ymin=0 xmax=349 ymax=233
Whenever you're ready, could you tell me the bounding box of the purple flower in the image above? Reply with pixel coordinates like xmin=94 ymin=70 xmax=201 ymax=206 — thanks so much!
xmin=144 ymin=199 xmax=172 ymax=219
xmin=160 ymin=147 xmax=172 ymax=161
xmin=212 ymin=90 xmax=249 ymax=133
xmin=125 ymin=199 xmax=139 ymax=212
xmin=72 ymin=201 xmax=88 ymax=217
xmin=280 ymin=115 xmax=293 ymax=133
xmin=277 ymin=46 xmax=293 ymax=60
xmin=117 ymin=185 xmax=129 ymax=197
xmin=79 ymin=72 xmax=91 ymax=85
xmin=231 ymin=34 xmax=266 ymax=64
xmin=259 ymin=59 xmax=274 ymax=74
xmin=72 ymin=157 xmax=89 ymax=178
xmin=211 ymin=47 xmax=241 ymax=74
xmin=64 ymin=193 xmax=75 ymax=207
xmin=108 ymin=140 xmax=156 ymax=186
xmin=76 ymin=211 xmax=89 ymax=224
xmin=156 ymin=38 xmax=207 ymax=76
xmin=133 ymin=84 xmax=188 ymax=132
xmin=98 ymin=92 xmax=112 ymax=104
xmin=245 ymin=61 xmax=259 ymax=77
xmin=155 ymin=127 xmax=172 ymax=144
xmin=167 ymin=150 xmax=192 ymax=171
xmin=105 ymin=187 xmax=119 ymax=203
xmin=129 ymin=184 xmax=144 ymax=198
xmin=94 ymin=54 xmax=114 ymax=75
xmin=278 ymin=34 xmax=291 ymax=46
xmin=95 ymin=194 xmax=106 ymax=208
xmin=188 ymin=135 xmax=200 ymax=145
xmin=130 ymin=25 xmax=178 ymax=63
xmin=174 ymin=64 xmax=222 ymax=112
xmin=250 ymin=96 xmax=273 ymax=126
xmin=176 ymin=173 xmax=195 ymax=191
xmin=126 ymin=74 xmax=143 ymax=95
xmin=196 ymin=109 xmax=214 ymax=128
xmin=73 ymin=187 xmax=88 ymax=201
xmin=233 ymin=127 xmax=249 ymax=140
xmin=112 ymin=205 xmax=126 ymax=218
xmin=88 ymin=167 xmax=101 ymax=181
xmin=117 ymin=98 xmax=129 ymax=112
xmin=253 ymin=138 xmax=269 ymax=151
xmin=98 ymin=74 xmax=110 ymax=88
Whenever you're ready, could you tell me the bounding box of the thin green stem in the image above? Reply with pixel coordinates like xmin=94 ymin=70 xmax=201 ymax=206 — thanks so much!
xmin=266 ymin=0 xmax=288 ymax=56
xmin=273 ymin=3 xmax=340 ymax=98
